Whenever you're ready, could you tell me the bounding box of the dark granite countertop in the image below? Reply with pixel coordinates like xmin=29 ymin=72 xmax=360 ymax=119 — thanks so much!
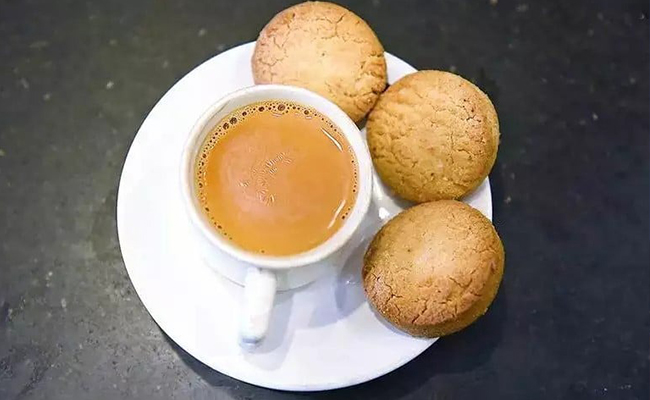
xmin=1 ymin=0 xmax=648 ymax=399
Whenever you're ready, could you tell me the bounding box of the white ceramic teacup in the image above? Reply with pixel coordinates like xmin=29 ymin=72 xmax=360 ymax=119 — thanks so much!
xmin=180 ymin=85 xmax=372 ymax=346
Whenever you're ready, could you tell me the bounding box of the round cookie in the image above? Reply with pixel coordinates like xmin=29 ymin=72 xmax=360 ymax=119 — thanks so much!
xmin=362 ymin=200 xmax=504 ymax=337
xmin=252 ymin=1 xmax=387 ymax=122
xmin=366 ymin=70 xmax=500 ymax=202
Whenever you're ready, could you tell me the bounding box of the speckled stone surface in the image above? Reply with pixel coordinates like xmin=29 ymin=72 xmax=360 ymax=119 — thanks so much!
xmin=0 ymin=0 xmax=648 ymax=399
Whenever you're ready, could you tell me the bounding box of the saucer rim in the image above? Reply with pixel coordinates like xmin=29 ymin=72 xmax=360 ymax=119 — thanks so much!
xmin=117 ymin=42 xmax=492 ymax=391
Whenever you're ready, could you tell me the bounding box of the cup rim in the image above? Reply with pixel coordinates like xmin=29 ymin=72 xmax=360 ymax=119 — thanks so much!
xmin=180 ymin=84 xmax=372 ymax=270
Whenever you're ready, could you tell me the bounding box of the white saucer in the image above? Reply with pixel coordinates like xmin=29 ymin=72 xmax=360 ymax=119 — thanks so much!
xmin=117 ymin=42 xmax=492 ymax=391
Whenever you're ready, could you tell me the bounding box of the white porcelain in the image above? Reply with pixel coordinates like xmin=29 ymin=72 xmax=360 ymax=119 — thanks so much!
xmin=179 ymin=85 xmax=374 ymax=344
xmin=117 ymin=42 xmax=493 ymax=391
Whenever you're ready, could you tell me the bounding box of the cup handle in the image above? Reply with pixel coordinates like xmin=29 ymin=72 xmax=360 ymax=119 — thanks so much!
xmin=239 ymin=267 xmax=277 ymax=347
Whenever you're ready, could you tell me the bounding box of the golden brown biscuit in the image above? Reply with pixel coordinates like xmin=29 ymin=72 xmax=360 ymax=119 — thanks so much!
xmin=363 ymin=200 xmax=504 ymax=337
xmin=252 ymin=1 xmax=387 ymax=122
xmin=367 ymin=70 xmax=500 ymax=202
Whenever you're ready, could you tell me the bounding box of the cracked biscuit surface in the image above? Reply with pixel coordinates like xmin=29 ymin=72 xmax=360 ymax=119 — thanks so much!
xmin=252 ymin=1 xmax=387 ymax=122
xmin=362 ymin=200 xmax=504 ymax=337
xmin=367 ymin=70 xmax=500 ymax=202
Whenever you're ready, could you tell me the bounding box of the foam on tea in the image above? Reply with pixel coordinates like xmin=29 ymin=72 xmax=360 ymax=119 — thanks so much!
xmin=195 ymin=100 xmax=358 ymax=256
